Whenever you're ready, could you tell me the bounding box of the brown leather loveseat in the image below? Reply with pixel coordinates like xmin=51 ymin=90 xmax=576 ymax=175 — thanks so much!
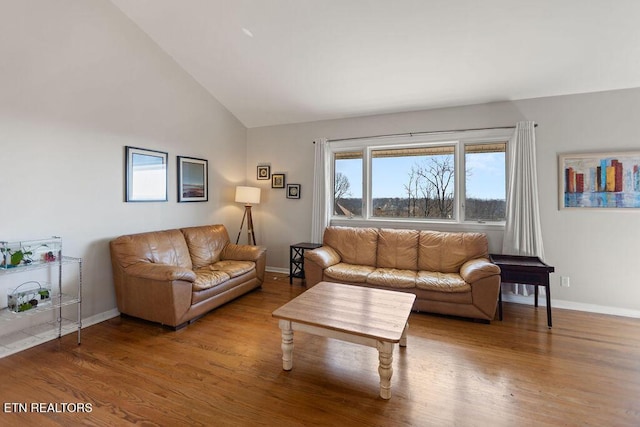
xmin=110 ymin=224 xmax=266 ymax=328
xmin=304 ymin=226 xmax=500 ymax=322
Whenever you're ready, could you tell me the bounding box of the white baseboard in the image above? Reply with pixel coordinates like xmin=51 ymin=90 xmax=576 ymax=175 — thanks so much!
xmin=502 ymin=293 xmax=640 ymax=319
xmin=82 ymin=308 xmax=120 ymax=328
xmin=266 ymin=266 xmax=289 ymax=275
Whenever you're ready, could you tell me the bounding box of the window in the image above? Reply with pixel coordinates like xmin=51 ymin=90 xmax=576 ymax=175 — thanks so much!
xmin=372 ymin=146 xmax=455 ymax=219
xmin=330 ymin=129 xmax=509 ymax=225
xmin=464 ymin=143 xmax=506 ymax=221
xmin=334 ymin=151 xmax=363 ymax=217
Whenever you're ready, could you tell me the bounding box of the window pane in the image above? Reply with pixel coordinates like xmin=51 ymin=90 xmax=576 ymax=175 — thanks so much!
xmin=371 ymin=146 xmax=455 ymax=219
xmin=334 ymin=152 xmax=362 ymax=217
xmin=465 ymin=143 xmax=506 ymax=221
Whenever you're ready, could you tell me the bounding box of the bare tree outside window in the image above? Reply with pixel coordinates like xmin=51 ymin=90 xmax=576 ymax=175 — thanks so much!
xmin=334 ymin=172 xmax=351 ymax=215
xmin=372 ymin=147 xmax=455 ymax=219
xmin=417 ymin=156 xmax=454 ymax=218
xmin=403 ymin=166 xmax=420 ymax=217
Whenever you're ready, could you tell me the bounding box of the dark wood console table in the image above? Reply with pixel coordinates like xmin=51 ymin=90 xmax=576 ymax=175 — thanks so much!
xmin=489 ymin=254 xmax=555 ymax=328
xmin=289 ymin=242 xmax=322 ymax=284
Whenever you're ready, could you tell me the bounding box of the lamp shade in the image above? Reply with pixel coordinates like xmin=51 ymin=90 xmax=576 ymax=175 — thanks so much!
xmin=235 ymin=186 xmax=261 ymax=205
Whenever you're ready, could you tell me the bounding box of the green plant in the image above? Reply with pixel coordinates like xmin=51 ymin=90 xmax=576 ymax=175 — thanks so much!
xmin=1 ymin=248 xmax=31 ymax=266
xmin=1 ymin=244 xmax=47 ymax=267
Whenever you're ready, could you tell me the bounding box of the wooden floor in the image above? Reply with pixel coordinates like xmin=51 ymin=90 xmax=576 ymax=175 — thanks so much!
xmin=1 ymin=273 xmax=639 ymax=426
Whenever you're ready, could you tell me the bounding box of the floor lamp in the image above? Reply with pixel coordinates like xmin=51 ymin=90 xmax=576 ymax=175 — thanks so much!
xmin=235 ymin=186 xmax=261 ymax=245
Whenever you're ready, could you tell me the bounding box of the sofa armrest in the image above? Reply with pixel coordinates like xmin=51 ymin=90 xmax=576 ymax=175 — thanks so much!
xmin=460 ymin=258 xmax=500 ymax=283
xmin=125 ymin=262 xmax=196 ymax=282
xmin=221 ymin=244 xmax=266 ymax=262
xmin=304 ymin=246 xmax=341 ymax=269
xmin=303 ymin=246 xmax=340 ymax=287
xmin=111 ymin=261 xmax=194 ymax=327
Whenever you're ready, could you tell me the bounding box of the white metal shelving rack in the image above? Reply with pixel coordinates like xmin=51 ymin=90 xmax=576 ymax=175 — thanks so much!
xmin=0 ymin=238 xmax=82 ymax=358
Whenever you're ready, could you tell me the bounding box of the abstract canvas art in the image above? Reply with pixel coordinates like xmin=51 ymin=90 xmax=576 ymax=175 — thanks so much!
xmin=559 ymin=151 xmax=640 ymax=209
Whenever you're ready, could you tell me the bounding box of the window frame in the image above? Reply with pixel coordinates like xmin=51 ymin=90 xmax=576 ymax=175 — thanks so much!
xmin=462 ymin=141 xmax=508 ymax=223
xmin=328 ymin=128 xmax=511 ymax=231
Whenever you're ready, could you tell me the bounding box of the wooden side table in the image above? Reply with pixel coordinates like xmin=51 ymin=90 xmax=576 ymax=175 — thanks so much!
xmin=489 ymin=254 xmax=555 ymax=328
xmin=289 ymin=242 xmax=322 ymax=284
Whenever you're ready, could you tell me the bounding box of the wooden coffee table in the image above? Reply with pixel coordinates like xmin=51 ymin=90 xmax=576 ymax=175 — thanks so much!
xmin=272 ymin=281 xmax=416 ymax=399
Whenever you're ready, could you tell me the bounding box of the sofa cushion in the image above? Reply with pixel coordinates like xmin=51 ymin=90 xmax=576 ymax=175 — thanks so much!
xmin=324 ymin=263 xmax=375 ymax=283
xmin=211 ymin=260 xmax=255 ymax=278
xmin=110 ymin=229 xmax=193 ymax=269
xmin=376 ymin=228 xmax=419 ymax=270
xmin=367 ymin=268 xmax=416 ymax=288
xmin=181 ymin=225 xmax=231 ymax=269
xmin=418 ymin=231 xmax=488 ymax=273
xmin=193 ymin=267 xmax=232 ymax=291
xmin=416 ymin=271 xmax=470 ymax=292
xmin=324 ymin=226 xmax=378 ymax=267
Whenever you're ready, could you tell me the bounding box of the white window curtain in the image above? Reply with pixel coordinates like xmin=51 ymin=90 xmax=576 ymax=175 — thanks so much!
xmin=311 ymin=138 xmax=331 ymax=244
xmin=502 ymin=121 xmax=545 ymax=296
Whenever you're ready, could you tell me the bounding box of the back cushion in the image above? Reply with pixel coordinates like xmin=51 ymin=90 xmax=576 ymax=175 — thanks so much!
xmin=110 ymin=229 xmax=192 ymax=269
xmin=418 ymin=231 xmax=488 ymax=273
xmin=323 ymin=226 xmax=378 ymax=267
xmin=180 ymin=225 xmax=231 ymax=269
xmin=377 ymin=228 xmax=419 ymax=270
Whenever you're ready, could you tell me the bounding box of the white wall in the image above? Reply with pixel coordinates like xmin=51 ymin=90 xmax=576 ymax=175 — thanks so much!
xmin=0 ymin=0 xmax=247 ymax=321
xmin=247 ymin=88 xmax=640 ymax=314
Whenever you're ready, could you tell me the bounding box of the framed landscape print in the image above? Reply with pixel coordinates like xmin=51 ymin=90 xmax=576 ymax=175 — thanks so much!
xmin=271 ymin=173 xmax=285 ymax=189
xmin=125 ymin=146 xmax=168 ymax=202
xmin=177 ymin=156 xmax=208 ymax=202
xmin=257 ymin=165 xmax=270 ymax=180
xmin=286 ymin=184 xmax=301 ymax=199
xmin=559 ymin=151 xmax=640 ymax=209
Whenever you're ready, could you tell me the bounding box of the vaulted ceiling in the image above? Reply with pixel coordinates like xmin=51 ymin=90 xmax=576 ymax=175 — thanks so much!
xmin=110 ymin=0 xmax=640 ymax=128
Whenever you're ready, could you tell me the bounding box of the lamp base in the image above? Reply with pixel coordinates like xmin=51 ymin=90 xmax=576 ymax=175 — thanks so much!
xmin=236 ymin=205 xmax=256 ymax=245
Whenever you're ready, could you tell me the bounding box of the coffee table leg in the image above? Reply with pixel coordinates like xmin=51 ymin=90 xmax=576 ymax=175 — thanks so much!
xmin=279 ymin=320 xmax=294 ymax=371
xmin=376 ymin=341 xmax=394 ymax=399
xmin=400 ymin=322 xmax=408 ymax=347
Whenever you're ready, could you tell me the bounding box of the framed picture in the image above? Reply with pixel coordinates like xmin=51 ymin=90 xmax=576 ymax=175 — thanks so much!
xmin=559 ymin=151 xmax=640 ymax=209
xmin=125 ymin=146 xmax=168 ymax=202
xmin=177 ymin=156 xmax=208 ymax=202
xmin=257 ymin=165 xmax=270 ymax=180
xmin=272 ymin=173 xmax=285 ymax=189
xmin=286 ymin=184 xmax=301 ymax=199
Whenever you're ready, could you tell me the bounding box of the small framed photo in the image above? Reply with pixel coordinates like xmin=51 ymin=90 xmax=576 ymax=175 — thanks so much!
xmin=286 ymin=184 xmax=301 ymax=199
xmin=271 ymin=173 xmax=285 ymax=189
xmin=177 ymin=156 xmax=208 ymax=202
xmin=125 ymin=146 xmax=168 ymax=202
xmin=257 ymin=165 xmax=270 ymax=180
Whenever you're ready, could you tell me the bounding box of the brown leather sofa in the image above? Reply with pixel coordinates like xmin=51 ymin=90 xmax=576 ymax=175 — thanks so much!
xmin=109 ymin=224 xmax=266 ymax=328
xmin=304 ymin=226 xmax=501 ymax=322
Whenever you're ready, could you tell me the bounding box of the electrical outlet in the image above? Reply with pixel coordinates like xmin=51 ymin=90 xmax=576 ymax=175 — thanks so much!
xmin=561 ymin=276 xmax=571 ymax=287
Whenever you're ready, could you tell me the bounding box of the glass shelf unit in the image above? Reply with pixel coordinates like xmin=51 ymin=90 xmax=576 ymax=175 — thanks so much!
xmin=1 ymin=237 xmax=62 ymax=270
xmin=0 ymin=237 xmax=82 ymax=359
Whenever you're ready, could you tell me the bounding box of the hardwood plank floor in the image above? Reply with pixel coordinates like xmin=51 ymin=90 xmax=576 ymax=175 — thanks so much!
xmin=1 ymin=273 xmax=639 ymax=426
